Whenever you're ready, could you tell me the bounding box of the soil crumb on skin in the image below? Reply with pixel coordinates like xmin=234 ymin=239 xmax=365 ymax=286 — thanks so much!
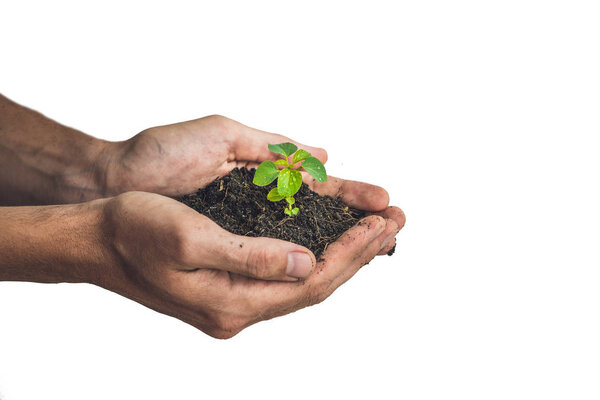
xmin=179 ymin=167 xmax=366 ymax=258
xmin=386 ymin=244 xmax=396 ymax=256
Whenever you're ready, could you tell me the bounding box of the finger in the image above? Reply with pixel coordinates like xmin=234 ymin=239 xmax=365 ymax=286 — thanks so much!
xmin=222 ymin=216 xmax=397 ymax=330
xmin=302 ymin=174 xmax=390 ymax=212
xmin=378 ymin=237 xmax=397 ymax=256
xmin=358 ymin=216 xmax=399 ymax=261
xmin=372 ymin=207 xmax=405 ymax=255
xmin=228 ymin=118 xmax=328 ymax=164
xmin=186 ymin=219 xmax=317 ymax=281
xmin=373 ymin=206 xmax=406 ymax=232
xmin=313 ymin=217 xmax=399 ymax=294
xmin=245 ymin=215 xmax=387 ymax=314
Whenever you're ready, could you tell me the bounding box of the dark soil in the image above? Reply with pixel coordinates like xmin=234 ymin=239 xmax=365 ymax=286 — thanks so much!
xmin=179 ymin=167 xmax=367 ymax=258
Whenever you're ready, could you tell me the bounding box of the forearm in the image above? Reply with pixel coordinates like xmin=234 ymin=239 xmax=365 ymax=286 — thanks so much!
xmin=0 ymin=200 xmax=112 ymax=285
xmin=0 ymin=94 xmax=120 ymax=205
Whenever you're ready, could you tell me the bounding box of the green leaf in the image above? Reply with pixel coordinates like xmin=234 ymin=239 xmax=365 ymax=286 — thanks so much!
xmin=268 ymin=142 xmax=298 ymax=158
xmin=301 ymin=156 xmax=327 ymax=182
xmin=267 ymin=187 xmax=285 ymax=202
xmin=285 ymin=196 xmax=295 ymax=205
xmin=277 ymin=168 xmax=302 ymax=197
xmin=291 ymin=207 xmax=299 ymax=216
xmin=253 ymin=161 xmax=279 ymax=186
xmin=284 ymin=208 xmax=292 ymax=216
xmin=292 ymin=149 xmax=311 ymax=165
xmin=274 ymin=159 xmax=288 ymax=167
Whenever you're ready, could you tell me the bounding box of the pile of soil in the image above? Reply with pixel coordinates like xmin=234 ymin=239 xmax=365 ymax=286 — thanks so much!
xmin=179 ymin=167 xmax=367 ymax=258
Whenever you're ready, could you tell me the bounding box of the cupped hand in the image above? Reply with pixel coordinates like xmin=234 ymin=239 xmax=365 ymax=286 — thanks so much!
xmin=107 ymin=115 xmax=328 ymax=197
xmin=100 ymin=179 xmax=404 ymax=339
xmin=99 ymin=116 xmax=404 ymax=338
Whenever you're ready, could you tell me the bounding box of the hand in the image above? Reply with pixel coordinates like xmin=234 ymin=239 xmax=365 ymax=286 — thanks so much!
xmin=99 ymin=181 xmax=404 ymax=339
xmin=107 ymin=115 xmax=328 ymax=197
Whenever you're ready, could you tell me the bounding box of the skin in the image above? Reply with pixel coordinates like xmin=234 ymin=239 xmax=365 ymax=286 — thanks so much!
xmin=0 ymin=94 xmax=405 ymax=339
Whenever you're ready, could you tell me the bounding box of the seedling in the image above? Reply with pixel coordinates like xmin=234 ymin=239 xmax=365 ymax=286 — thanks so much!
xmin=253 ymin=142 xmax=327 ymax=216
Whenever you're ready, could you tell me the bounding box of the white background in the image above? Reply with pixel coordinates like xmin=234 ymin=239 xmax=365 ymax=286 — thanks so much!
xmin=1 ymin=1 xmax=599 ymax=399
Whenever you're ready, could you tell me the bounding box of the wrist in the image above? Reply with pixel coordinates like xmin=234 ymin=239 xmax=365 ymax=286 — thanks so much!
xmin=0 ymin=198 xmax=115 ymax=285
xmin=0 ymin=94 xmax=135 ymax=205
xmin=91 ymin=139 xmax=128 ymax=198
xmin=58 ymin=139 xmax=126 ymax=202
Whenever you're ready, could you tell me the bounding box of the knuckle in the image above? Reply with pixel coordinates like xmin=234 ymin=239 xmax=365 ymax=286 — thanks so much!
xmin=306 ymin=279 xmax=332 ymax=306
xmin=245 ymin=248 xmax=280 ymax=279
xmin=204 ymin=114 xmax=232 ymax=127
xmin=306 ymin=290 xmax=325 ymax=307
xmin=104 ymin=192 xmax=142 ymax=229
xmin=209 ymin=330 xmax=238 ymax=340
xmin=211 ymin=314 xmax=244 ymax=339
xmin=108 ymin=191 xmax=133 ymax=213
xmin=186 ymin=318 xmax=236 ymax=340
xmin=305 ymin=291 xmax=321 ymax=307
xmin=202 ymin=298 xmax=253 ymax=340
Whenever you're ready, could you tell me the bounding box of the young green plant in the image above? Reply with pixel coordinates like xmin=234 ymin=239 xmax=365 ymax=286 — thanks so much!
xmin=252 ymin=143 xmax=327 ymax=216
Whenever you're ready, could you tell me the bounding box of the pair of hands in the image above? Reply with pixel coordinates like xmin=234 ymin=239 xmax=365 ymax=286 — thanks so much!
xmin=98 ymin=116 xmax=405 ymax=338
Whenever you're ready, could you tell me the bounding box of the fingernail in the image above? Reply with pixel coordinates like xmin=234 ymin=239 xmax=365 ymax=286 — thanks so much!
xmin=287 ymin=252 xmax=313 ymax=279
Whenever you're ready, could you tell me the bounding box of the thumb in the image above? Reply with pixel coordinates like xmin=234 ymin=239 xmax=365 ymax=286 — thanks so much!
xmin=198 ymin=225 xmax=317 ymax=281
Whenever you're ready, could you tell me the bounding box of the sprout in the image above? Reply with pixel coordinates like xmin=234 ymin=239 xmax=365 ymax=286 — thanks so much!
xmin=252 ymin=142 xmax=327 ymax=216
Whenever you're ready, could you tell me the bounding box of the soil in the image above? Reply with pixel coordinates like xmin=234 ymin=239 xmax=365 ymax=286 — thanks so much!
xmin=179 ymin=167 xmax=374 ymax=259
